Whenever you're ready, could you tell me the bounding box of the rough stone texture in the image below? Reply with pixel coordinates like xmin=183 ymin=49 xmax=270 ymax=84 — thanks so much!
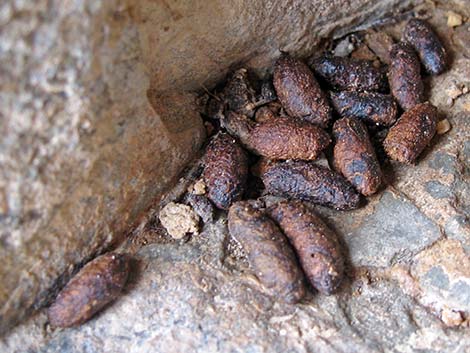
xmin=139 ymin=0 xmax=418 ymax=92
xmin=0 ymin=0 xmax=205 ymax=334
xmin=2 ymin=0 xmax=470 ymax=352
xmin=2 ymin=222 xmax=469 ymax=353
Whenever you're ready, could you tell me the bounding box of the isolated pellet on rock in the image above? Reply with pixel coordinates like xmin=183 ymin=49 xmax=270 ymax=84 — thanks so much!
xmin=47 ymin=253 xmax=130 ymax=328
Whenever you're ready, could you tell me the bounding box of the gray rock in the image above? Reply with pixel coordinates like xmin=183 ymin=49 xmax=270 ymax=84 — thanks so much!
xmin=344 ymin=191 xmax=441 ymax=267
xmin=3 ymin=234 xmax=469 ymax=353
xmin=444 ymin=216 xmax=470 ymax=254
xmin=423 ymin=266 xmax=450 ymax=290
xmin=449 ymin=281 xmax=470 ymax=308
xmin=425 ymin=181 xmax=453 ymax=199
xmin=428 ymin=152 xmax=459 ymax=175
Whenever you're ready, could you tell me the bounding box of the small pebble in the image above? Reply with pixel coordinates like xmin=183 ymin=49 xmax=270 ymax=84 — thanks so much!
xmin=447 ymin=11 xmax=463 ymax=27
xmin=446 ymin=83 xmax=464 ymax=99
xmin=436 ymin=119 xmax=451 ymax=135
xmin=191 ymin=179 xmax=206 ymax=195
xmin=441 ymin=308 xmax=464 ymax=327
xmin=159 ymin=202 xmax=200 ymax=239
xmin=334 ymin=37 xmax=355 ymax=57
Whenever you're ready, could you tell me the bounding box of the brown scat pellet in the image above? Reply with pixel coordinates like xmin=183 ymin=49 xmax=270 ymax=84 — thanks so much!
xmin=261 ymin=160 xmax=361 ymax=210
xmin=273 ymin=55 xmax=333 ymax=128
xmin=329 ymin=91 xmax=398 ymax=127
xmin=223 ymin=68 xmax=257 ymax=117
xmin=220 ymin=111 xmax=253 ymax=147
xmin=403 ymin=18 xmax=448 ymax=75
xmin=223 ymin=112 xmax=331 ymax=161
xmin=254 ymin=101 xmax=286 ymax=123
xmin=47 ymin=253 xmax=130 ymax=328
xmin=312 ymin=56 xmax=388 ymax=92
xmin=248 ymin=117 xmax=331 ymax=161
xmin=389 ymin=42 xmax=424 ymax=111
xmin=184 ymin=193 xmax=214 ymax=223
xmin=203 ymin=133 xmax=248 ymax=210
xmin=259 ymin=80 xmax=277 ymax=104
xmin=255 ymin=106 xmax=276 ymax=123
xmin=383 ymin=102 xmax=439 ymax=164
xmin=333 ymin=117 xmax=382 ymax=196
xmin=227 ymin=201 xmax=305 ymax=303
xmin=268 ymin=200 xmax=344 ymax=295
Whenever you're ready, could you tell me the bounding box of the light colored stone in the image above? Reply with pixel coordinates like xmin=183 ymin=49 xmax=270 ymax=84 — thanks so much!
xmin=159 ymin=202 xmax=200 ymax=239
xmin=447 ymin=11 xmax=463 ymax=27
xmin=333 ymin=37 xmax=355 ymax=57
xmin=441 ymin=308 xmax=464 ymax=327
xmin=190 ymin=180 xmax=206 ymax=196
xmin=446 ymin=83 xmax=463 ymax=99
xmin=436 ymin=119 xmax=451 ymax=134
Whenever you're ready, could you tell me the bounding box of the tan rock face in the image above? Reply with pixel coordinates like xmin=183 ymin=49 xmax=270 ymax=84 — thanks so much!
xmin=0 ymin=0 xmax=206 ymax=334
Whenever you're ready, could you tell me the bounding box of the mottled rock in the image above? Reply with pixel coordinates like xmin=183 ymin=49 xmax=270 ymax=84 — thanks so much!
xmin=343 ymin=191 xmax=441 ymax=267
xmin=412 ymin=239 xmax=470 ymax=316
xmin=2 ymin=232 xmax=470 ymax=353
xmin=428 ymin=152 xmax=459 ymax=175
xmin=0 ymin=0 xmax=205 ymax=334
xmin=425 ymin=180 xmax=453 ymax=199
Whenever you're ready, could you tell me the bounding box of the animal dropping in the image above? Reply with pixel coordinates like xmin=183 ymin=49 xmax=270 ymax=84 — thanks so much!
xmin=403 ymin=18 xmax=448 ymax=75
xmin=389 ymin=42 xmax=424 ymax=111
xmin=312 ymin=56 xmax=388 ymax=92
xmin=268 ymin=200 xmax=344 ymax=295
xmin=384 ymin=102 xmax=439 ymax=164
xmin=222 ymin=68 xmax=258 ymax=117
xmin=47 ymin=253 xmax=130 ymax=328
xmin=273 ymin=54 xmax=333 ymax=128
xmin=330 ymin=91 xmax=398 ymax=126
xmin=222 ymin=112 xmax=331 ymax=161
xmin=333 ymin=117 xmax=382 ymax=196
xmin=261 ymin=160 xmax=361 ymax=210
xmin=228 ymin=201 xmax=305 ymax=303
xmin=203 ymin=133 xmax=248 ymax=210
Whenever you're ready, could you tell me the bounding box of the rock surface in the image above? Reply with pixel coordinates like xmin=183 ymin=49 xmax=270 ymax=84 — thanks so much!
xmin=0 ymin=0 xmax=205 ymax=334
xmin=2 ymin=0 xmax=470 ymax=352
